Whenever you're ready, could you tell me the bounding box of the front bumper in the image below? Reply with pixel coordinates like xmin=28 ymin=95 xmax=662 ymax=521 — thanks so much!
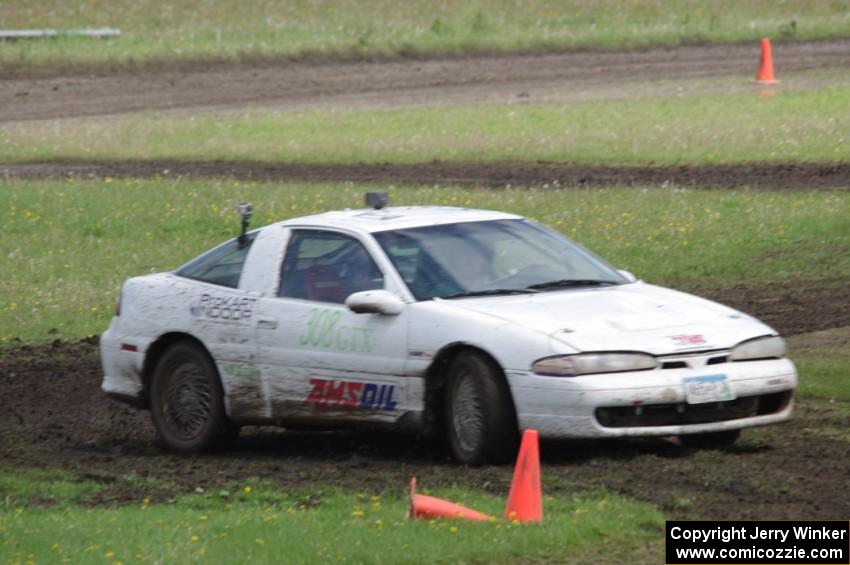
xmin=507 ymin=358 xmax=796 ymax=438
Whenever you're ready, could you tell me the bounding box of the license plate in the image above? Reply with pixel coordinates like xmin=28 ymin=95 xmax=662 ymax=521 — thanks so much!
xmin=683 ymin=374 xmax=735 ymax=405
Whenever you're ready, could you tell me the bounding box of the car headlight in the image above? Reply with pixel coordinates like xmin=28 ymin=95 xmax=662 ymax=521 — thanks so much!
xmin=729 ymin=335 xmax=786 ymax=361
xmin=531 ymin=352 xmax=657 ymax=377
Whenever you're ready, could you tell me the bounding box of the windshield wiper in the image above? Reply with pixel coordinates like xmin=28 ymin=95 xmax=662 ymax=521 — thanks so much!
xmin=526 ymin=279 xmax=619 ymax=291
xmin=441 ymin=288 xmax=540 ymax=299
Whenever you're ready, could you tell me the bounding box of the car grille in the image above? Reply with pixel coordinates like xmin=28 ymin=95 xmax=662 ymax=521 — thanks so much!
xmin=594 ymin=391 xmax=792 ymax=428
xmin=658 ymin=351 xmax=729 ymax=370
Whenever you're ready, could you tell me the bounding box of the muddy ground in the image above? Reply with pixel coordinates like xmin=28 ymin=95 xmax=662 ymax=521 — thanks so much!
xmin=2 ymin=342 xmax=848 ymax=520
xmin=2 ymin=279 xmax=849 ymax=520
xmin=3 ymin=159 xmax=850 ymax=190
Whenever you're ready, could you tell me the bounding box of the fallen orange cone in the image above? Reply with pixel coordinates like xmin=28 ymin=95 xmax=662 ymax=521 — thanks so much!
xmin=755 ymin=38 xmax=780 ymax=84
xmin=407 ymin=476 xmax=490 ymax=522
xmin=504 ymin=429 xmax=543 ymax=522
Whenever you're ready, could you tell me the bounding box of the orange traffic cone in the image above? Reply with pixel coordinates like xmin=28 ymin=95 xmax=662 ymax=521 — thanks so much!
xmin=504 ymin=429 xmax=543 ymax=522
xmin=407 ymin=477 xmax=491 ymax=521
xmin=755 ymin=38 xmax=780 ymax=84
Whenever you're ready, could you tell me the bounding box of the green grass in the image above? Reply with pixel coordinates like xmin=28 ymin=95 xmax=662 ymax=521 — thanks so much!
xmin=0 ymin=469 xmax=105 ymax=507
xmin=2 ymin=179 xmax=848 ymax=342
xmin=0 ymin=468 xmax=186 ymax=509
xmin=792 ymin=344 xmax=850 ymax=401
xmin=3 ymin=1 xmax=849 ymax=73
xmin=0 ymin=477 xmax=664 ymax=564
xmin=791 ymin=347 xmax=850 ymax=400
xmin=4 ymin=84 xmax=849 ymax=165
xmin=788 ymin=327 xmax=850 ymax=400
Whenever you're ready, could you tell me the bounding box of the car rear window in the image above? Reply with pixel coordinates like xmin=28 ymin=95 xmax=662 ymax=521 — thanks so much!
xmin=176 ymin=235 xmax=255 ymax=288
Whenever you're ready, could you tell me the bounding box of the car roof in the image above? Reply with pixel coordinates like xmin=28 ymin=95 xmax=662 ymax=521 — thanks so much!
xmin=274 ymin=206 xmax=524 ymax=233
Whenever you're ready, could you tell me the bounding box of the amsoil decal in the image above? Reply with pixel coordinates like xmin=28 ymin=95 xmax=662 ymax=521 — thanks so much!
xmin=305 ymin=378 xmax=397 ymax=411
xmin=190 ymin=294 xmax=257 ymax=322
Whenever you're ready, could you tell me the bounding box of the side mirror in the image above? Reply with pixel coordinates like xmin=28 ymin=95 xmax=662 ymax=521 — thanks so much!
xmin=618 ymin=269 xmax=638 ymax=283
xmin=345 ymin=290 xmax=404 ymax=315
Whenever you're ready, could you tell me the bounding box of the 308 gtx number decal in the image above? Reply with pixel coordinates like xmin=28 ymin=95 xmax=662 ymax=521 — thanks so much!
xmin=300 ymin=308 xmax=374 ymax=352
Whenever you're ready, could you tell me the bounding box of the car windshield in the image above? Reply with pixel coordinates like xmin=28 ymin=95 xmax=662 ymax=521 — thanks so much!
xmin=373 ymin=219 xmax=625 ymax=300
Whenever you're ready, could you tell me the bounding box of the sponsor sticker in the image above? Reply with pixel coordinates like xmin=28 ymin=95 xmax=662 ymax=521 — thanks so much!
xmin=190 ymin=293 xmax=257 ymax=322
xmin=670 ymin=334 xmax=707 ymax=347
xmin=305 ymin=378 xmax=397 ymax=412
xmin=300 ymin=307 xmax=374 ymax=352
xmin=221 ymin=364 xmax=260 ymax=379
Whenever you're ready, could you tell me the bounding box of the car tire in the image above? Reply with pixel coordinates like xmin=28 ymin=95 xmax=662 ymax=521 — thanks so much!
xmin=679 ymin=429 xmax=740 ymax=450
xmin=444 ymin=351 xmax=519 ymax=466
xmin=150 ymin=342 xmax=238 ymax=453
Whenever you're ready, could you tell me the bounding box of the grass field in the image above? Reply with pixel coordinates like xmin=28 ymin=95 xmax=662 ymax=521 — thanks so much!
xmin=2 ymin=179 xmax=849 ymax=342
xmin=795 ymin=351 xmax=850 ymax=400
xmin=0 ymin=470 xmax=662 ymax=564
xmin=4 ymin=82 xmax=850 ymax=165
xmin=3 ymin=2 xmax=849 ymax=563
xmin=789 ymin=328 xmax=850 ymax=400
xmin=3 ymin=0 xmax=849 ymax=71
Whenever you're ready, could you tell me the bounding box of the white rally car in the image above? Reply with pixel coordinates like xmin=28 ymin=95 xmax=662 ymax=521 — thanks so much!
xmin=101 ymin=195 xmax=796 ymax=464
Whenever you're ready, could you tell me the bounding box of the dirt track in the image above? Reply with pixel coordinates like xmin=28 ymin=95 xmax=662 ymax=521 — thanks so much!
xmin=3 ymin=159 xmax=850 ymax=190
xmin=2 ymin=39 xmax=849 ymax=122
xmin=1 ymin=338 xmax=848 ymax=520
xmin=3 ymin=39 xmax=849 ymax=189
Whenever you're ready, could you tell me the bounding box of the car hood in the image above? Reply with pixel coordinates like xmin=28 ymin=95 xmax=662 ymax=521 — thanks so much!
xmin=437 ymin=282 xmax=774 ymax=355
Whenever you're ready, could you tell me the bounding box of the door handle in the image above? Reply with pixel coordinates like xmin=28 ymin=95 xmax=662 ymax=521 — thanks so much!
xmin=257 ymin=317 xmax=278 ymax=330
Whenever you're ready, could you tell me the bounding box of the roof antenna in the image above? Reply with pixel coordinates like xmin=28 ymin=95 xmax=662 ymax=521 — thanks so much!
xmin=236 ymin=202 xmax=253 ymax=247
xmin=365 ymin=192 xmax=388 ymax=210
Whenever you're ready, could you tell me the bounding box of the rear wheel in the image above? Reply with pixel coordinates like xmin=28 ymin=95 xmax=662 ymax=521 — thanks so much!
xmin=444 ymin=351 xmax=518 ymax=465
xmin=679 ymin=429 xmax=740 ymax=449
xmin=150 ymin=342 xmax=238 ymax=453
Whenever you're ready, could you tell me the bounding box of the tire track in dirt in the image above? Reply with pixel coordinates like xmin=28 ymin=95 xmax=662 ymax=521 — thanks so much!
xmin=1 ymin=336 xmax=848 ymax=520
xmin=3 ymin=159 xmax=849 ymax=189
xmin=1 ymin=39 xmax=848 ymax=122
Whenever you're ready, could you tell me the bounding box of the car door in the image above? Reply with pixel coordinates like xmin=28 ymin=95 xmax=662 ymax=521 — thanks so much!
xmin=253 ymin=228 xmax=417 ymax=425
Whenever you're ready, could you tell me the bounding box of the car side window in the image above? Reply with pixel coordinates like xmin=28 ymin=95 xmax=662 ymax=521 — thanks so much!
xmin=377 ymin=234 xmax=461 ymax=299
xmin=278 ymin=230 xmax=384 ymax=304
xmin=176 ymin=235 xmax=255 ymax=289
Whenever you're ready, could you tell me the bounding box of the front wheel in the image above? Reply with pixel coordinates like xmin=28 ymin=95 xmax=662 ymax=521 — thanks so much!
xmin=444 ymin=351 xmax=519 ymax=465
xmin=150 ymin=342 xmax=238 ymax=453
xmin=679 ymin=429 xmax=740 ymax=450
